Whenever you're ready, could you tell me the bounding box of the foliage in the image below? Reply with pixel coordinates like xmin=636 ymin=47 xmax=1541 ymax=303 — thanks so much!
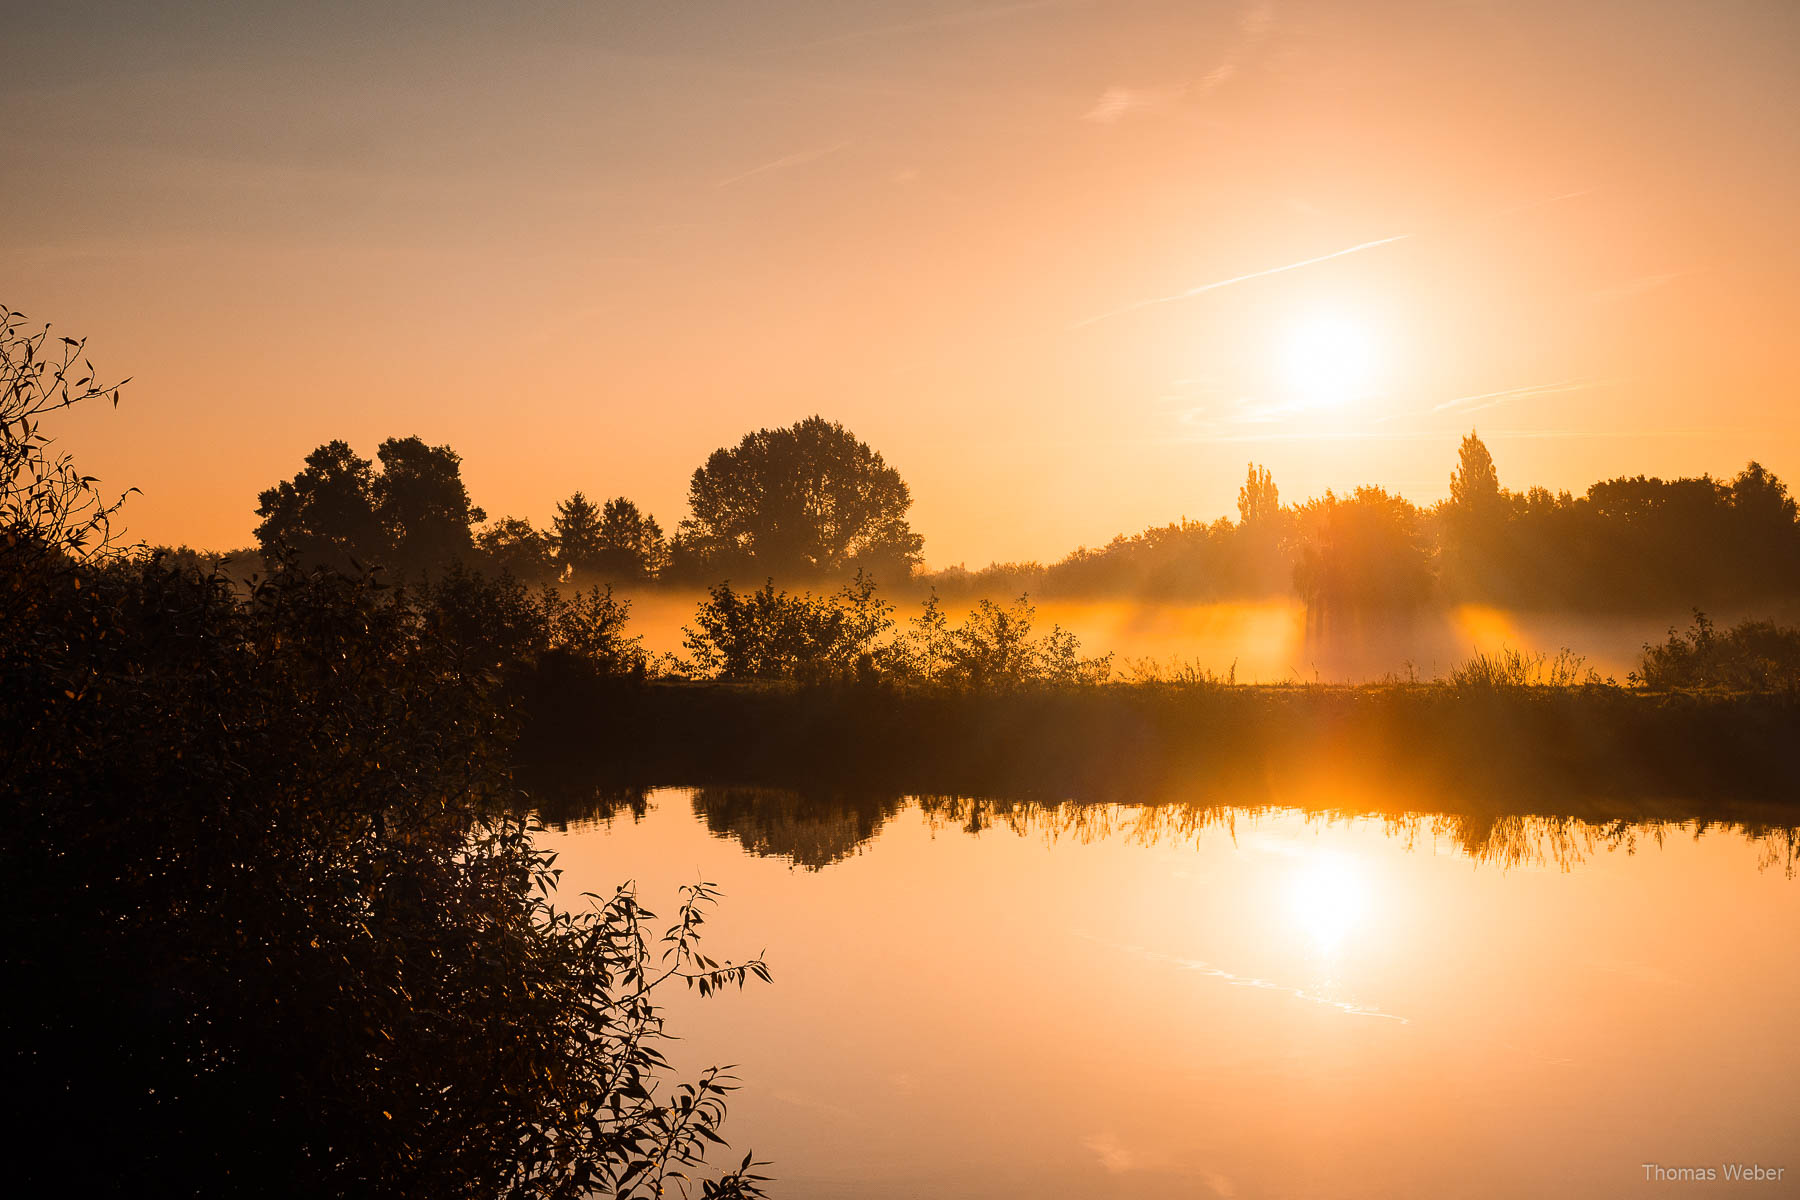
xmin=884 ymin=593 xmax=1112 ymax=689
xmin=476 ymin=515 xmax=556 ymax=580
xmin=2 ymin=310 xmax=767 ymax=1198
xmin=552 ymin=491 xmax=605 ymax=575
xmin=1 ymin=305 xmax=132 ymax=601
xmin=1291 ymin=486 xmax=1435 ymax=613
xmin=1448 ymin=645 xmax=1599 ymax=689
xmin=256 ymin=437 xmax=485 ymax=578
xmin=1633 ymin=611 xmax=1800 ymax=691
xmin=596 ymin=496 xmax=668 ymax=581
xmin=1448 ymin=429 xmax=1502 ymax=514
xmin=682 ymin=573 xmax=893 ymax=682
xmin=376 ymin=436 xmax=487 ymax=576
xmin=1237 ymin=461 xmax=1279 ymax=526
xmin=677 ymin=415 xmax=922 ymax=582
xmin=422 ymin=564 xmax=648 ymax=679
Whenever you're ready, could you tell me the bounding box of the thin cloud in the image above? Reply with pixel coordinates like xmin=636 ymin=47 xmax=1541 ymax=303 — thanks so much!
xmin=715 ymin=140 xmax=850 ymax=188
xmin=1082 ymin=0 xmax=1272 ymax=123
xmin=1431 ymin=379 xmax=1597 ymax=414
xmin=1076 ymin=185 xmax=1592 ymax=331
xmin=1073 ymin=235 xmax=1411 ymax=328
xmin=1082 ymin=84 xmax=1187 ymax=123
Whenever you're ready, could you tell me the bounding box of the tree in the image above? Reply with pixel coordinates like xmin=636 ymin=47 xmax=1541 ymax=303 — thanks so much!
xmin=679 ymin=416 xmax=923 ymax=581
xmin=4 ymin=312 xmax=771 ymax=1197
xmin=475 ymin=516 xmax=553 ymax=579
xmin=1237 ymin=462 xmax=1280 ymax=527
xmin=1292 ymin=487 xmax=1434 ymax=615
xmin=254 ymin=440 xmax=386 ymax=571
xmin=1449 ymin=430 xmax=1502 ymax=514
xmin=596 ymin=497 xmax=667 ymax=581
xmin=256 ymin=437 xmax=484 ymax=577
xmin=374 ymin=436 xmax=485 ymax=577
xmin=552 ymin=491 xmax=605 ymax=575
xmin=1730 ymin=461 xmax=1798 ymax=526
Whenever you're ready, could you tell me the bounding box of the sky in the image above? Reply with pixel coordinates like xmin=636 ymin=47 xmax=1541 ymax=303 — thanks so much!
xmin=6 ymin=0 xmax=1798 ymax=567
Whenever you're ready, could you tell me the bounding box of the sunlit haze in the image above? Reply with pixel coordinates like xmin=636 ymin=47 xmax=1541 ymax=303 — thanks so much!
xmin=7 ymin=0 xmax=1799 ymax=564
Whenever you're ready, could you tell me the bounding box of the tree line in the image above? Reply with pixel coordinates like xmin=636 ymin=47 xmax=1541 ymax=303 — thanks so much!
xmin=924 ymin=435 xmax=1800 ymax=614
xmin=249 ymin=421 xmax=1800 ymax=615
xmin=253 ymin=414 xmax=922 ymax=586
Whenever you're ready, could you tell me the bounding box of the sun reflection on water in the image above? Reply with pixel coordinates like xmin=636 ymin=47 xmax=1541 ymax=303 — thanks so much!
xmin=1288 ymin=851 xmax=1372 ymax=954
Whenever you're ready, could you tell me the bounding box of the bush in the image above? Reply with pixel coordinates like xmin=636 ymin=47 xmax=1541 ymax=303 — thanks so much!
xmin=1634 ymin=611 xmax=1800 ymax=690
xmin=884 ymin=593 xmax=1111 ymax=689
xmin=682 ymin=573 xmax=892 ymax=682
xmin=1 ymin=308 xmax=766 ymax=1197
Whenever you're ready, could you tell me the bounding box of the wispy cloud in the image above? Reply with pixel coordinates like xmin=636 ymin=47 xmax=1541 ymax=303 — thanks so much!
xmin=1073 ymin=235 xmax=1411 ymax=327
xmin=1082 ymin=1132 xmax=1138 ymax=1174
xmin=1430 ymin=379 xmax=1599 ymax=415
xmin=1084 ymin=932 xmax=1410 ymax=1022
xmin=1077 ymin=185 xmax=1593 ymax=331
xmin=715 ymin=140 xmax=850 ymax=188
xmin=1082 ymin=84 xmax=1187 ymax=124
xmin=1082 ymin=0 xmax=1273 ymax=123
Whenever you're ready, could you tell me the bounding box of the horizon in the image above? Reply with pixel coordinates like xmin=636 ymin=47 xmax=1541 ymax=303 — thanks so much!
xmin=8 ymin=0 xmax=1798 ymax=567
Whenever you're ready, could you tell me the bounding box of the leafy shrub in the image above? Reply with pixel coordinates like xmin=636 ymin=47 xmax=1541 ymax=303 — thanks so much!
xmin=1634 ymin=611 xmax=1800 ymax=690
xmin=882 ymin=592 xmax=1112 ymax=689
xmin=1 ymin=308 xmax=766 ymax=1197
xmin=682 ymin=572 xmax=892 ymax=682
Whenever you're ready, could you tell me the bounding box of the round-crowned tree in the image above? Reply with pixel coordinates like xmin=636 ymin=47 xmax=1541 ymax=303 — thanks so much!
xmin=678 ymin=416 xmax=922 ymax=583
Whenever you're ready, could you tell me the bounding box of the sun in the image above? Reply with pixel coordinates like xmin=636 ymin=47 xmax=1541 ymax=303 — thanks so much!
xmin=1276 ymin=312 xmax=1379 ymax=409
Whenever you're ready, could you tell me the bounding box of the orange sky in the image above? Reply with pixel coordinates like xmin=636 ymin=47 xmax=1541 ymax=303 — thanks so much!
xmin=7 ymin=0 xmax=1798 ymax=566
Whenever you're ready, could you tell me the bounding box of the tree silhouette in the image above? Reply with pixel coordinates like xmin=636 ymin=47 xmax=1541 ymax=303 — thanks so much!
xmin=475 ymin=516 xmax=553 ymax=579
xmin=1449 ymin=430 xmax=1501 ymax=511
xmin=679 ymin=416 xmax=922 ymax=581
xmin=254 ymin=441 xmax=386 ymax=571
xmin=256 ymin=438 xmax=484 ymax=577
xmin=596 ymin=497 xmax=667 ymax=581
xmin=551 ymin=491 xmax=604 ymax=575
xmin=1292 ymin=486 xmax=1434 ymax=617
xmin=1237 ymin=462 xmax=1280 ymax=527
xmin=374 ymin=437 xmax=485 ymax=577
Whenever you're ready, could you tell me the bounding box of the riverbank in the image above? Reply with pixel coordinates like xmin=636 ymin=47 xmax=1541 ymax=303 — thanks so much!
xmin=514 ymin=678 xmax=1800 ymax=826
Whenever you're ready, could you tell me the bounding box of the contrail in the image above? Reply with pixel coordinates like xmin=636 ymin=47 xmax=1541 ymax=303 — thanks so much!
xmin=1431 ymin=379 xmax=1594 ymax=413
xmin=715 ymin=141 xmax=850 ymax=188
xmin=1072 ymin=234 xmax=1411 ymax=328
xmin=1074 ymin=186 xmax=1594 ymax=332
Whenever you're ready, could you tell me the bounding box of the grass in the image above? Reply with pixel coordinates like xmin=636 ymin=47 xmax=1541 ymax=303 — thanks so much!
xmin=514 ymin=672 xmax=1800 ymax=830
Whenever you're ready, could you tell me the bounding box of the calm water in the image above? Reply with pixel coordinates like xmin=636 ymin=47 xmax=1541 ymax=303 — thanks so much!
xmin=541 ymin=791 xmax=1800 ymax=1198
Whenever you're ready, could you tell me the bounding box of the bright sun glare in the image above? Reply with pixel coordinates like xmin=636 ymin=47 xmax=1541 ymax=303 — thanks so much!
xmin=1277 ymin=313 xmax=1379 ymax=409
xmin=1288 ymin=852 xmax=1370 ymax=953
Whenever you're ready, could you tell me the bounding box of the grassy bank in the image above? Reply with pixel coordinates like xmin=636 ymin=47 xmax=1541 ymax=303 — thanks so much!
xmin=515 ymin=676 xmax=1800 ymax=828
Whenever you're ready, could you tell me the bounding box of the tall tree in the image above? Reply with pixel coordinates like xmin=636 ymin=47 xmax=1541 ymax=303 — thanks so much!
xmin=595 ymin=497 xmax=667 ymax=581
xmin=1237 ymin=462 xmax=1280 ymax=527
xmin=254 ymin=440 xmax=386 ymax=570
xmin=679 ymin=416 xmax=923 ymax=580
xmin=552 ymin=491 xmax=605 ymax=575
xmin=374 ymin=437 xmax=485 ymax=577
xmin=1449 ymin=430 xmax=1502 ymax=513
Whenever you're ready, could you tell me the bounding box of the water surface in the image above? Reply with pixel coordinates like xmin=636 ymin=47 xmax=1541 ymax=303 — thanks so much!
xmin=542 ymin=791 xmax=1799 ymax=1198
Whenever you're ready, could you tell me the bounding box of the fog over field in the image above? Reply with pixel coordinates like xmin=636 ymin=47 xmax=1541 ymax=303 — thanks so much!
xmin=611 ymin=588 xmax=1798 ymax=684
